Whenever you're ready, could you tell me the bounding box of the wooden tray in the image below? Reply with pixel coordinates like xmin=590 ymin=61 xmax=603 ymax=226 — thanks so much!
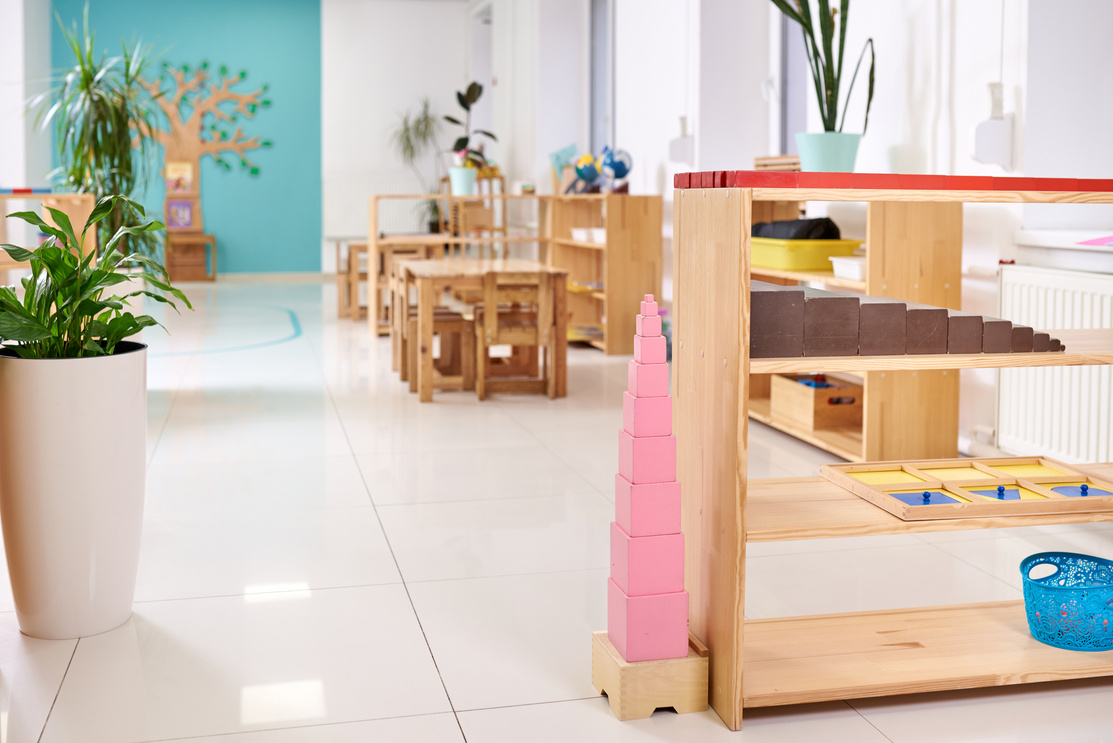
xmin=820 ymin=456 xmax=1113 ymax=521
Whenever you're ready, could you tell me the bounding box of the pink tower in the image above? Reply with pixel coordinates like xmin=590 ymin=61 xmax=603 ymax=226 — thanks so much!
xmin=607 ymin=294 xmax=689 ymax=662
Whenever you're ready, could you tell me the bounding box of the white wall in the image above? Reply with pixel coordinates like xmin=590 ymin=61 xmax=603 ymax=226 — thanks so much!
xmin=0 ymin=0 xmax=51 ymax=250
xmin=321 ymin=0 xmax=469 ymax=267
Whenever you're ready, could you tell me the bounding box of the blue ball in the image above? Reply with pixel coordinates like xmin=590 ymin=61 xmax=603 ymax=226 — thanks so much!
xmin=602 ymin=149 xmax=632 ymax=180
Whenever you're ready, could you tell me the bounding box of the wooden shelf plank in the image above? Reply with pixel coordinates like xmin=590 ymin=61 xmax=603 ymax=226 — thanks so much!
xmin=746 ymin=463 xmax=1113 ymax=541
xmin=751 ymin=267 xmax=866 ymax=291
xmin=750 ymin=330 xmax=1113 ymax=374
xmin=743 ymin=601 xmax=1113 ymax=708
xmin=748 ymin=398 xmax=862 ymax=462
xmin=750 ymin=188 xmax=1113 ymax=204
xmin=552 ymin=238 xmax=606 ymax=250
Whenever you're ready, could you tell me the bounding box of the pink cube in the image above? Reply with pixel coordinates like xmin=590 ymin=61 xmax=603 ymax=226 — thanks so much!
xmin=615 ymin=475 xmax=681 ymax=536
xmin=640 ymin=295 xmax=658 ymax=317
xmin=607 ymin=579 xmax=689 ymax=662
xmin=628 ymin=360 xmax=669 ymax=397
xmin=623 ymin=391 xmax=672 ymax=437
xmin=618 ymin=430 xmax=676 ymax=484
xmin=636 ymin=314 xmax=662 ymax=337
xmin=610 ymin=522 xmax=684 ymax=596
xmin=633 ymin=334 xmax=667 ymax=364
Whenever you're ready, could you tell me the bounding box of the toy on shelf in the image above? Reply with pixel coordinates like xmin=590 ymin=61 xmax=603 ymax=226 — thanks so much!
xmin=821 ymin=456 xmax=1113 ymax=521
xmin=601 ymin=147 xmax=633 ymax=194
xmin=750 ymin=281 xmax=1065 ymax=359
xmin=592 ymin=294 xmax=708 ymax=721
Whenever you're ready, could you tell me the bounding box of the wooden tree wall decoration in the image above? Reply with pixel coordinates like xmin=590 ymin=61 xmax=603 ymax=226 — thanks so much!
xmin=140 ymin=61 xmax=272 ymax=232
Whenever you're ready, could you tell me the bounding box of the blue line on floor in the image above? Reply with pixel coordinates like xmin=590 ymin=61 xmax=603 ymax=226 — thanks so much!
xmin=148 ymin=307 xmax=303 ymax=358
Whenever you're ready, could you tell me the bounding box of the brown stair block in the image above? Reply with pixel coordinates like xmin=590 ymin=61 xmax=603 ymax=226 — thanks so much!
xmin=750 ymin=281 xmax=805 ymax=358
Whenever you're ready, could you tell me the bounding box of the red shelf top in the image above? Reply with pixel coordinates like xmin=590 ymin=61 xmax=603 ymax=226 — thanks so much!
xmin=673 ymin=170 xmax=1113 ymax=193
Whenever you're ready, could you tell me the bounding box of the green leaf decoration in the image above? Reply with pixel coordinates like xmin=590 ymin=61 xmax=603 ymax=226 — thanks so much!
xmin=201 ymin=60 xmax=209 ymax=69
xmin=181 ymin=63 xmax=189 ymax=72
xmin=456 ymin=91 xmax=470 ymax=112
xmin=261 ymin=140 xmax=273 ymax=148
xmin=219 ymin=64 xmax=228 ymax=76
xmin=238 ymin=70 xmax=246 ymax=79
xmin=249 ymin=166 xmax=260 ymax=176
xmin=261 ymin=99 xmax=271 ymax=107
xmin=452 ymin=136 xmax=469 ymax=152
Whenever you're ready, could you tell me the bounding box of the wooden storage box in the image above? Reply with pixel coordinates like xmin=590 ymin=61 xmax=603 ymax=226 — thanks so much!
xmin=770 ymin=374 xmax=862 ymax=431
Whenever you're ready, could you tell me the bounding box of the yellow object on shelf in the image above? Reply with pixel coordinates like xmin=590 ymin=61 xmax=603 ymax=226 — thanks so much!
xmin=568 ymin=323 xmax=604 ymax=342
xmin=751 ymin=237 xmax=862 ymax=271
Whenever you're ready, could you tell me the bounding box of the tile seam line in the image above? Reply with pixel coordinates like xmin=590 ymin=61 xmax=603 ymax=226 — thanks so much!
xmin=313 ymin=326 xmax=467 ymax=738
xmin=36 ymin=638 xmax=79 ymax=743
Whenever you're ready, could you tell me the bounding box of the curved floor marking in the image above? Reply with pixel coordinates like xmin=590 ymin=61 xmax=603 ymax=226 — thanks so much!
xmin=148 ymin=306 xmax=303 ymax=358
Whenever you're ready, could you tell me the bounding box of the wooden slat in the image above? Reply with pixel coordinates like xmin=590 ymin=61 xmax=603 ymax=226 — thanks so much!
xmin=743 ymin=601 xmax=1113 ymax=708
xmin=674 ymin=187 xmax=747 ymax=730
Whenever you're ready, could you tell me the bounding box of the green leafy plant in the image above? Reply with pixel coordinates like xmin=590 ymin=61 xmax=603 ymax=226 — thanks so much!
xmin=770 ymin=0 xmax=876 ymax=134
xmin=37 ymin=6 xmax=165 ymax=258
xmin=0 ymin=195 xmax=192 ymax=359
xmin=444 ymin=82 xmax=496 ymax=167
xmin=392 ymin=97 xmax=441 ymax=189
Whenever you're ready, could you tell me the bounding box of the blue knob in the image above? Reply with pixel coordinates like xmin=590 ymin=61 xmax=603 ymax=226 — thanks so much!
xmin=922 ymin=491 xmax=931 ymax=503
xmin=997 ymin=485 xmax=1006 ymax=499
xmin=1081 ymin=483 xmax=1090 ymax=497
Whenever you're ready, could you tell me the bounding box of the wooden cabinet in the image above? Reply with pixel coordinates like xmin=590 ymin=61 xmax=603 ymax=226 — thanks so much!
xmin=543 ymin=194 xmax=662 ymax=355
xmin=750 ymin=199 xmax=963 ymax=461
xmin=672 ymin=183 xmax=1113 ymax=731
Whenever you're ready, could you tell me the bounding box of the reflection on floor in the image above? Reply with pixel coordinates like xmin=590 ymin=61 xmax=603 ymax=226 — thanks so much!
xmin=5 ymin=276 xmax=1112 ymax=742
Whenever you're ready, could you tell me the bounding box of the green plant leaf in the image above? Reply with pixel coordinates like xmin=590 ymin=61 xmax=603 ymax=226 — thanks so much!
xmin=444 ymin=115 xmax=463 ymax=126
xmin=452 ymin=136 xmax=469 ymax=152
xmin=472 ymin=129 xmax=497 ymax=142
xmin=456 ymin=91 xmax=470 ymax=112
xmin=0 ymin=313 xmax=52 ymax=342
xmin=0 ymin=245 xmax=36 ymax=263
xmin=465 ymin=81 xmax=482 ymax=105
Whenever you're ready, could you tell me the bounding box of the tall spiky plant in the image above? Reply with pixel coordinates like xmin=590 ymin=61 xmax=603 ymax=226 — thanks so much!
xmin=771 ymin=0 xmax=876 ymax=134
xmin=36 ymin=6 xmax=164 ymax=258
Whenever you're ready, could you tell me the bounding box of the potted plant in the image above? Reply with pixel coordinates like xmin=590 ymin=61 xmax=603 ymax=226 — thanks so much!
xmin=0 ymin=195 xmax=191 ymax=640
xmin=770 ymin=0 xmax=875 ymax=172
xmin=444 ymin=82 xmax=497 ymax=195
xmin=391 ymin=97 xmax=444 ymax=233
xmin=36 ymin=8 xmax=164 ymax=257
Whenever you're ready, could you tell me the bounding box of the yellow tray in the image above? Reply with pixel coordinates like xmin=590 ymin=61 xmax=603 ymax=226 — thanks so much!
xmin=751 ymin=237 xmax=862 ymax=271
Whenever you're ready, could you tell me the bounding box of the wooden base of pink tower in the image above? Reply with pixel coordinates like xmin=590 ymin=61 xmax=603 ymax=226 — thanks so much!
xmin=591 ymin=631 xmax=709 ymax=721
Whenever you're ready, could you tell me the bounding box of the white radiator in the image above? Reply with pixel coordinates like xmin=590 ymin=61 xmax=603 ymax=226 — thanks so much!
xmin=323 ymin=171 xmax=424 ymax=239
xmin=998 ymin=265 xmax=1113 ymax=462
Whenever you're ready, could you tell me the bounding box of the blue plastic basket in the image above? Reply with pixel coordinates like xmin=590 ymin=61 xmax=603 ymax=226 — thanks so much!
xmin=1020 ymin=552 xmax=1113 ymax=651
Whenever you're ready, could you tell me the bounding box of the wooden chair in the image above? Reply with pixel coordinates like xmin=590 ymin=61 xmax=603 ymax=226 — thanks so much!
xmin=404 ymin=310 xmax=475 ymax=394
xmin=474 ymin=271 xmax=558 ymax=400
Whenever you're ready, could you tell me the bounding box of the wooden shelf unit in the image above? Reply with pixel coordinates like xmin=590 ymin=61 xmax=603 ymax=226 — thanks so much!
xmin=543 ymin=194 xmax=662 ymax=355
xmin=671 ymin=184 xmax=1113 ymax=730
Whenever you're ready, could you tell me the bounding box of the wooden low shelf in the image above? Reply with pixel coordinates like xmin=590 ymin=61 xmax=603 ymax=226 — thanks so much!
xmin=742 ymin=601 xmax=1113 ymax=708
xmin=672 ymin=183 xmax=1113 ymax=730
xmin=552 ymin=238 xmax=606 ymax=250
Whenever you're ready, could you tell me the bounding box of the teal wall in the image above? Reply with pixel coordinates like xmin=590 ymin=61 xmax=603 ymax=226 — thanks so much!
xmin=51 ymin=0 xmax=322 ymax=273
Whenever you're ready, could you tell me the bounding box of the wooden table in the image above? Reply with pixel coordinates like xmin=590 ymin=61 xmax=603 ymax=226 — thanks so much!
xmin=394 ymin=258 xmax=569 ymax=402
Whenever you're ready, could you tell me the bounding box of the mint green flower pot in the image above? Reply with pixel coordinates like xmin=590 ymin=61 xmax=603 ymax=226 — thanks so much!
xmin=795 ymin=133 xmax=861 ymax=173
xmin=448 ymin=167 xmax=477 ymax=196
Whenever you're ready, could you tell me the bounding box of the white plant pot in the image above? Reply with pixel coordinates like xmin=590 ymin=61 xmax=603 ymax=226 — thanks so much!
xmin=795 ymin=132 xmax=862 ymax=172
xmin=0 ymin=341 xmax=147 ymax=639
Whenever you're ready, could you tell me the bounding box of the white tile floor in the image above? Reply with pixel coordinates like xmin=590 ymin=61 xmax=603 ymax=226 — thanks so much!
xmin=6 ymin=276 xmax=1113 ymax=741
